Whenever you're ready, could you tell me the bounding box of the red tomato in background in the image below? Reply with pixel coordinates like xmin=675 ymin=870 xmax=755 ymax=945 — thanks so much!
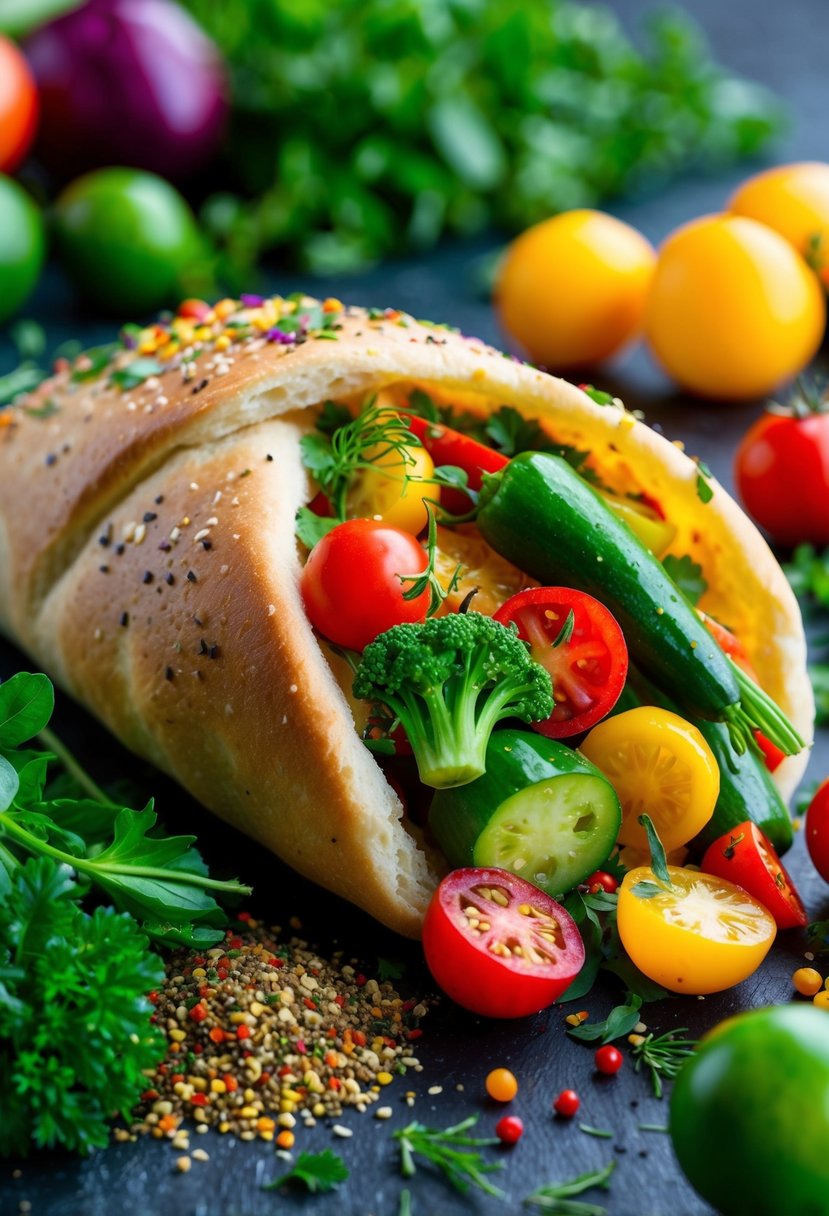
xmin=403 ymin=413 xmax=508 ymax=514
xmin=735 ymin=398 xmax=829 ymax=546
xmin=494 ymin=587 xmax=628 ymax=738
xmin=300 ymin=519 xmax=429 ymax=651
xmin=701 ymin=820 xmax=806 ymax=930
xmin=806 ymin=780 xmax=829 ymax=883
xmin=0 ymin=37 xmax=38 ymax=173
xmin=422 ymin=868 xmax=584 ymax=1019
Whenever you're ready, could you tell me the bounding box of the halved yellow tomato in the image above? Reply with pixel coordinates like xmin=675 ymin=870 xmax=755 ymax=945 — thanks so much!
xmin=579 ymin=707 xmax=719 ymax=852
xmin=347 ymin=439 xmax=434 ymax=535
xmin=617 ymin=865 xmax=776 ymax=994
xmin=433 ymin=524 xmax=537 ymax=616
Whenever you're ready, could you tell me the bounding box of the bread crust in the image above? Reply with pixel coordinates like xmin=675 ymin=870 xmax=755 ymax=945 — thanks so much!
xmin=0 ymin=299 xmax=812 ymax=936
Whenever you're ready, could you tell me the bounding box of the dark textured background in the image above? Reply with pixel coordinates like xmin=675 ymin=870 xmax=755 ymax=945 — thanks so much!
xmin=2 ymin=0 xmax=829 ymax=1212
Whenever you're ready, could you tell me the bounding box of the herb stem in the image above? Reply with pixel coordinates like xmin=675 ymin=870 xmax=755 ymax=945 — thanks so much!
xmin=38 ymin=725 xmax=111 ymax=805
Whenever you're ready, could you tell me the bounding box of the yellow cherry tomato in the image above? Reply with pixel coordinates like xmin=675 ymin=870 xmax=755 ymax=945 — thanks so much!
xmin=496 ymin=209 xmax=656 ymax=369
xmin=485 ymin=1068 xmax=518 ymax=1102
xmin=644 ymin=214 xmax=825 ymax=400
xmin=579 ymin=707 xmax=719 ymax=853
xmin=792 ymin=967 xmax=823 ymax=997
xmin=598 ymin=492 xmax=677 ymax=557
xmin=347 ymin=439 xmax=434 ymax=535
xmin=617 ymin=865 xmax=776 ymax=994
xmin=730 ymin=162 xmax=829 ymax=289
xmin=813 ymin=990 xmax=829 ymax=1011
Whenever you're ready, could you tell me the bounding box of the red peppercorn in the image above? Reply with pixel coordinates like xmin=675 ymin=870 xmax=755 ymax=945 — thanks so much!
xmin=188 ymin=1002 xmax=208 ymax=1023
xmin=553 ymin=1089 xmax=580 ymax=1118
xmin=190 ymin=1092 xmax=208 ymax=1107
xmin=355 ymin=973 xmax=367 ymax=986
xmin=594 ymin=1045 xmax=623 ymax=1075
xmin=236 ymin=1024 xmax=251 ymax=1041
xmin=495 ymin=1115 xmax=524 ymax=1145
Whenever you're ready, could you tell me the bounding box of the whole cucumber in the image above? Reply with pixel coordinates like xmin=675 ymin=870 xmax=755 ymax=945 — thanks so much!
xmin=477 ymin=452 xmax=739 ymax=719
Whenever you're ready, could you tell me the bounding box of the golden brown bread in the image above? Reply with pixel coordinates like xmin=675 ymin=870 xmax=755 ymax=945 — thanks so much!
xmin=0 ymin=297 xmax=813 ymax=936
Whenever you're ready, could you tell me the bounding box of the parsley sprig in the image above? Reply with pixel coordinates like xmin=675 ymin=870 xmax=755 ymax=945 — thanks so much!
xmin=394 ymin=1115 xmax=504 ymax=1198
xmin=631 ymin=1028 xmax=699 ymax=1099
xmin=264 ymin=1149 xmax=349 ymax=1194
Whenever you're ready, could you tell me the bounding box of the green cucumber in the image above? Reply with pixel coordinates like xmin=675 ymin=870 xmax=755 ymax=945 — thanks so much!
xmin=428 ymin=729 xmax=621 ymax=897
xmin=618 ymin=669 xmax=793 ymax=856
xmin=476 ymin=453 xmax=803 ymax=758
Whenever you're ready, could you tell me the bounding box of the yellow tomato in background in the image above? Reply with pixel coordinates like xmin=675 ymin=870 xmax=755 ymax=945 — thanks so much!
xmin=496 ymin=209 xmax=656 ymax=368
xmin=347 ymin=440 xmax=434 ymax=534
xmin=730 ymin=162 xmax=829 ymax=289
xmin=644 ymin=214 xmax=825 ymax=399
xmin=579 ymin=706 xmax=719 ymax=852
xmin=617 ymin=866 xmax=776 ymax=994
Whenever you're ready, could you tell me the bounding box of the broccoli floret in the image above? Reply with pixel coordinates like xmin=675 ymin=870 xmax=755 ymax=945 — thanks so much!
xmin=353 ymin=612 xmax=553 ymax=789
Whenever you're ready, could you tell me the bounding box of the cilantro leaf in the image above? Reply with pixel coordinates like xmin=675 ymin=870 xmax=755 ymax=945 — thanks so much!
xmin=662 ymin=554 xmax=708 ymax=605
xmin=695 ymin=461 xmax=714 ymax=504
xmin=295 ymin=506 xmax=339 ymax=550
xmin=567 ymin=994 xmax=642 ymax=1043
xmin=264 ymin=1149 xmax=350 ymax=1194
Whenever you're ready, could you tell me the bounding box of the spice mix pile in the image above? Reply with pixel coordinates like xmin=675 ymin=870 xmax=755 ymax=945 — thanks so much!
xmin=132 ymin=915 xmax=427 ymax=1151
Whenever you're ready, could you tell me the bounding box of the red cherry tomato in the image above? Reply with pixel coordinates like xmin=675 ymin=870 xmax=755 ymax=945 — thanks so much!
xmin=594 ymin=1045 xmax=623 ymax=1075
xmin=421 ymin=867 xmax=585 ymax=1019
xmin=0 ymin=37 xmax=38 ymax=173
xmin=493 ymin=587 xmax=628 ymax=738
xmin=495 ymin=1115 xmax=524 ymax=1145
xmin=553 ymin=1089 xmax=580 ymax=1117
xmin=403 ymin=413 xmax=509 ymax=513
xmin=700 ymin=820 xmax=806 ymax=930
xmin=583 ymin=871 xmax=619 ymax=895
xmin=735 ymin=400 xmax=829 ymax=546
xmin=300 ymin=519 xmax=429 ymax=651
xmin=806 ymin=780 xmax=829 ymax=883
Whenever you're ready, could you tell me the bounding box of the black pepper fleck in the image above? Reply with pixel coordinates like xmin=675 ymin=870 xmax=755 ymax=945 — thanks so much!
xmin=155 ymin=495 xmax=164 ymax=504
xmin=99 ymin=527 xmax=112 ymax=547
xmin=198 ymin=639 xmax=209 ymax=656
xmin=265 ymin=454 xmax=273 ymax=462
xmin=159 ymin=540 xmax=171 ymax=552
xmin=99 ymin=565 xmax=109 ymax=574
xmin=119 ymin=612 xmax=129 ymax=627
xmin=142 ymin=571 xmax=154 ymax=584
xmin=201 ymin=539 xmax=212 ymax=550
xmin=45 ymin=453 xmax=57 ymax=466
xmin=208 ymin=644 xmax=219 ymax=660
xmin=186 ymin=570 xmax=197 ymax=583
xmin=165 ymin=666 xmax=174 ymax=681
xmin=165 ymin=573 xmax=175 ymax=585
xmin=143 ymin=511 xmax=158 ymax=523
xmin=192 ymin=378 xmax=209 ymax=394
xmin=115 ymin=543 xmax=125 ymax=556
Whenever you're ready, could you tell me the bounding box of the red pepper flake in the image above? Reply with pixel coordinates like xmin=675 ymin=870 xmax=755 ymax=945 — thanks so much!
xmin=148 ymin=991 xmax=159 ymax=1005
xmin=236 ymin=1025 xmax=251 ymax=1041
xmin=193 ymin=1043 xmax=203 ymax=1055
xmin=355 ymin=974 xmax=367 ymax=987
xmin=242 ymin=1049 xmax=253 ymax=1059
xmin=328 ymin=1077 xmax=341 ymax=1091
xmin=199 ymin=985 xmax=209 ymax=998
xmin=259 ymin=1072 xmax=271 ymax=1086
xmin=296 ymin=1041 xmax=307 ymax=1056
xmin=209 ymin=1027 xmax=225 ymax=1044
xmin=237 ymin=911 xmax=252 ymax=923
xmin=189 ymin=1002 xmax=208 ymax=1023
xmin=335 ymin=995 xmax=345 ymax=1007
xmin=224 ymin=1076 xmax=238 ymax=1092
xmin=278 ymin=1066 xmax=292 ymax=1077
xmin=326 ymin=1027 xmax=338 ymax=1039
xmin=406 ymin=1029 xmax=423 ymax=1041
xmin=190 ymin=1093 xmax=208 ymax=1107
xmin=352 ymin=1031 xmax=367 ymax=1047
xmin=303 ymin=997 xmax=317 ymax=1011
xmin=171 ymin=1074 xmax=185 ymax=1084
xmin=141 ymin=1089 xmax=159 ymax=1101
xmin=268 ymin=957 xmax=284 ymax=969
xmin=193 ymin=957 xmax=205 ymax=966
xmin=228 ymin=936 xmax=243 ymax=949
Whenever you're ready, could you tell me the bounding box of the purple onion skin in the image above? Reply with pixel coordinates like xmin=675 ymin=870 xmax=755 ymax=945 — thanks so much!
xmin=26 ymin=0 xmax=228 ymax=181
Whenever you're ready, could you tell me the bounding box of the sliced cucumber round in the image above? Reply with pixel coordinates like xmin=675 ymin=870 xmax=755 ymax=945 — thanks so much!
xmin=429 ymin=729 xmax=621 ymax=898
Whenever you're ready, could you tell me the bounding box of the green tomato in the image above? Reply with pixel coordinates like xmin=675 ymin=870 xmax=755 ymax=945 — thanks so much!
xmin=0 ymin=175 xmax=45 ymax=324
xmin=54 ymin=168 xmax=208 ymax=315
xmin=670 ymin=1004 xmax=829 ymax=1216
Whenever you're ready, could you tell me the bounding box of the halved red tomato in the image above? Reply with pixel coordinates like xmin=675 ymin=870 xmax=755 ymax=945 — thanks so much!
xmin=421 ymin=867 xmax=584 ymax=1018
xmin=493 ymin=587 xmax=628 ymax=738
xmin=701 ymin=820 xmax=806 ymax=930
xmin=403 ymin=413 xmax=509 ymax=513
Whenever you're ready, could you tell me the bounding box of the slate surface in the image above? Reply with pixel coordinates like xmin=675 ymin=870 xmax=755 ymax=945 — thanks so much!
xmin=2 ymin=0 xmax=829 ymax=1212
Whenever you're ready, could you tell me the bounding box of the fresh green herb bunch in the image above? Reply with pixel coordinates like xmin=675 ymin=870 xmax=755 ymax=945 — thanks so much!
xmin=184 ymin=0 xmax=784 ymax=274
xmin=0 ymin=857 xmax=165 ymax=1157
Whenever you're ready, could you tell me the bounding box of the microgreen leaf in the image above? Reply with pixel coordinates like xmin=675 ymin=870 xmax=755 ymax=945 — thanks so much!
xmin=264 ymin=1149 xmax=349 ymax=1194
xmin=295 ymin=506 xmax=339 ymax=550
xmin=109 ymin=358 xmax=165 ymax=391
xmin=567 ymin=994 xmax=642 ymax=1043
xmin=580 ymin=386 xmax=617 ymax=406
xmin=662 ymin=554 xmax=708 ymax=605
xmin=638 ymin=814 xmax=671 ymax=885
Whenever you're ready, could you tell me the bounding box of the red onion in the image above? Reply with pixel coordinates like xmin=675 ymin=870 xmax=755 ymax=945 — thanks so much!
xmin=26 ymin=0 xmax=227 ymax=181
